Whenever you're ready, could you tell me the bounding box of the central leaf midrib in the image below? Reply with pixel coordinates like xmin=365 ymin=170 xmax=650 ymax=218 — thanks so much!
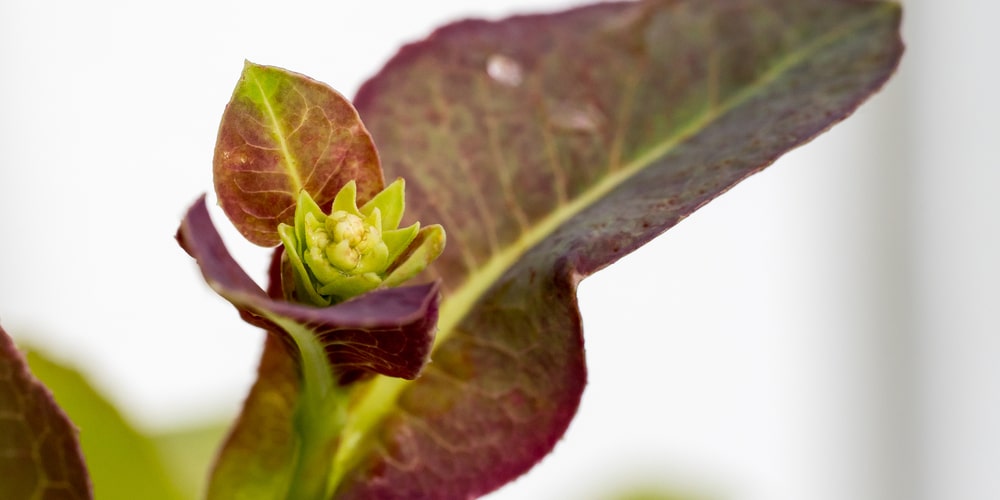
xmin=250 ymin=71 xmax=304 ymax=194
xmin=330 ymin=6 xmax=887 ymax=488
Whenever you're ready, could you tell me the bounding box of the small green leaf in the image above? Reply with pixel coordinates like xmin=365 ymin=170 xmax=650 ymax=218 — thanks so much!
xmin=361 ymin=178 xmax=406 ymax=230
xmin=214 ymin=61 xmax=384 ymax=247
xmin=382 ymin=223 xmax=421 ymax=265
xmin=382 ymin=224 xmax=446 ymax=288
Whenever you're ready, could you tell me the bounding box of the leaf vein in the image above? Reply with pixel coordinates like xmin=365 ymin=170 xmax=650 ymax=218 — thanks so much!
xmin=250 ymin=70 xmax=304 ymax=193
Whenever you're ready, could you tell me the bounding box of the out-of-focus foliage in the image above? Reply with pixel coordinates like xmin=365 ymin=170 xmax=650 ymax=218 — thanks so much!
xmin=25 ymin=346 xmax=184 ymax=500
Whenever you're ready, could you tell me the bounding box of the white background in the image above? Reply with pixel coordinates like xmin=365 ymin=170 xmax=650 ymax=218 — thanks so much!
xmin=1 ymin=1 xmax=997 ymax=499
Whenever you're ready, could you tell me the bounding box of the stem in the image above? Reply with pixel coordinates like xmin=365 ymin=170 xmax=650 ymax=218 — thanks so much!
xmin=274 ymin=316 xmax=347 ymax=500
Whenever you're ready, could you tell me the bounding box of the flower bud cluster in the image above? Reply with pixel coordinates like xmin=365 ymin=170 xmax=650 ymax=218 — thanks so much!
xmin=278 ymin=179 xmax=444 ymax=306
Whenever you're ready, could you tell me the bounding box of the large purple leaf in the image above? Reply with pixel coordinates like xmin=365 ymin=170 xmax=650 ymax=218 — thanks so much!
xmin=0 ymin=325 xmax=92 ymax=499
xmin=322 ymin=0 xmax=904 ymax=497
xmin=214 ymin=62 xmax=384 ymax=247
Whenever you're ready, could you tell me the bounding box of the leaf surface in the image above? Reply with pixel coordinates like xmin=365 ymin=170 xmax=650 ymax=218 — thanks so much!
xmin=150 ymin=422 xmax=229 ymax=500
xmin=214 ymin=62 xmax=384 ymax=247
xmin=25 ymin=347 xmax=184 ymax=500
xmin=0 ymin=325 xmax=92 ymax=500
xmin=327 ymin=0 xmax=904 ymax=497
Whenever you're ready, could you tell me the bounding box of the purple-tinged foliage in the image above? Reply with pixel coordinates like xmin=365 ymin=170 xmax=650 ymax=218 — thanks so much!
xmin=214 ymin=62 xmax=384 ymax=247
xmin=334 ymin=0 xmax=904 ymax=497
xmin=177 ymin=195 xmax=440 ymax=380
xmin=191 ymin=1 xmax=902 ymax=498
xmin=0 ymin=0 xmax=903 ymax=498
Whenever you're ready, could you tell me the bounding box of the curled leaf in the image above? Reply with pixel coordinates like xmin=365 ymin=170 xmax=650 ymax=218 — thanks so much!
xmin=176 ymin=195 xmax=440 ymax=380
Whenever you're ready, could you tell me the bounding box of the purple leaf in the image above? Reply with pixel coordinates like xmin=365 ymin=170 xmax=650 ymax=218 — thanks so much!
xmin=328 ymin=0 xmax=904 ymax=497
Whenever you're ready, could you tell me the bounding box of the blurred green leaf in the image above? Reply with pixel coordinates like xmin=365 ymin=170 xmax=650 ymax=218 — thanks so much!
xmin=151 ymin=421 xmax=229 ymax=499
xmin=604 ymin=486 xmax=710 ymax=500
xmin=0 ymin=326 xmax=91 ymax=500
xmin=25 ymin=348 xmax=185 ymax=500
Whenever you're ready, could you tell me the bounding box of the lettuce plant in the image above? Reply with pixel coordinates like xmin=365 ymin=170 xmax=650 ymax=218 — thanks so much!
xmin=0 ymin=1 xmax=902 ymax=499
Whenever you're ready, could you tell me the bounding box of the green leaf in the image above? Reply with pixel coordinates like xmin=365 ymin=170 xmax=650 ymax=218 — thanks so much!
xmin=382 ymin=224 xmax=446 ymax=288
xmin=329 ymin=0 xmax=903 ymax=497
xmin=150 ymin=421 xmax=229 ymax=500
xmin=214 ymin=61 xmax=384 ymax=247
xmin=0 ymin=325 xmax=92 ymax=500
xmin=24 ymin=346 xmax=185 ymax=500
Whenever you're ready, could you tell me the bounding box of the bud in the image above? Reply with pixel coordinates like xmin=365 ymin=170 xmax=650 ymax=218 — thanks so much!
xmin=278 ymin=179 xmax=445 ymax=306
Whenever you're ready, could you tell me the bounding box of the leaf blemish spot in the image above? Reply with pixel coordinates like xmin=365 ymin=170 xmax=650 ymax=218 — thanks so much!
xmin=486 ymin=54 xmax=524 ymax=87
xmin=547 ymin=101 xmax=604 ymax=133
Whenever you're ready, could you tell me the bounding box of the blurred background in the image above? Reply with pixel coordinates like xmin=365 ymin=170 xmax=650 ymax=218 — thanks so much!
xmin=1 ymin=0 xmax=996 ymax=498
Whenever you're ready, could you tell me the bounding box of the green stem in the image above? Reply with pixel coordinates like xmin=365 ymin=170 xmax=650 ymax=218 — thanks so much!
xmin=274 ymin=317 xmax=347 ymax=500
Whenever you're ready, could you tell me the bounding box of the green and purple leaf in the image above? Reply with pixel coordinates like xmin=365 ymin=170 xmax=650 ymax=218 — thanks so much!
xmin=0 ymin=325 xmax=92 ymax=500
xmin=328 ymin=0 xmax=903 ymax=497
xmin=214 ymin=62 xmax=384 ymax=247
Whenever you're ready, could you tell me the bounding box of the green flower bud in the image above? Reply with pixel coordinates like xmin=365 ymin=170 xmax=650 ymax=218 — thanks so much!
xmin=278 ymin=178 xmax=445 ymax=306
